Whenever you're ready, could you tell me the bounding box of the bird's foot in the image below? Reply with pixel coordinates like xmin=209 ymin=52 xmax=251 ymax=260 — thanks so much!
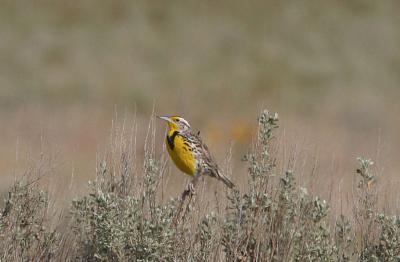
xmin=181 ymin=183 xmax=196 ymax=200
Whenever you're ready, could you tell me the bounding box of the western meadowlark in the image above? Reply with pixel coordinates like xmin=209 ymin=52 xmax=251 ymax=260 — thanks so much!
xmin=158 ymin=116 xmax=235 ymax=189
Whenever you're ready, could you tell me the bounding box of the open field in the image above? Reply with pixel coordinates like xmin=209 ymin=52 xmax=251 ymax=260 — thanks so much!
xmin=1 ymin=1 xmax=400 ymax=260
xmin=1 ymin=111 xmax=399 ymax=261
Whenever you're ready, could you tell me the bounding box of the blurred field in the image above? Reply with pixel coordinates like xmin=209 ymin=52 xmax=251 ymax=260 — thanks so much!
xmin=1 ymin=0 xmax=400 ymax=212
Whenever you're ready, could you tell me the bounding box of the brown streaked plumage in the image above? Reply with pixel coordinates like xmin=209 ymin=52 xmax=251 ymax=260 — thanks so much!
xmin=158 ymin=116 xmax=235 ymax=189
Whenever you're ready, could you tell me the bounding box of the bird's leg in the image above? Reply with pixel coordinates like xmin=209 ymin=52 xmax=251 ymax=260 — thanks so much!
xmin=173 ymin=172 xmax=201 ymax=227
xmin=182 ymin=172 xmax=201 ymax=200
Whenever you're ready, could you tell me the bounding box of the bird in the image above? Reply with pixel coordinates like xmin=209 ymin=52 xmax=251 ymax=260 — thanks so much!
xmin=157 ymin=116 xmax=235 ymax=190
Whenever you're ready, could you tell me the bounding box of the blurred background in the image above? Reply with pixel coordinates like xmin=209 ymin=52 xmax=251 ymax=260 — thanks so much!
xmin=1 ymin=1 xmax=399 ymax=210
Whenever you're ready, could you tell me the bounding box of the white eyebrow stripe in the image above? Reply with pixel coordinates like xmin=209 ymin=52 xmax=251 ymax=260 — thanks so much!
xmin=181 ymin=119 xmax=190 ymax=128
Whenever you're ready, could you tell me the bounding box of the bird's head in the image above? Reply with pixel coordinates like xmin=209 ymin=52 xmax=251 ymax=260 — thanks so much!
xmin=157 ymin=116 xmax=191 ymax=132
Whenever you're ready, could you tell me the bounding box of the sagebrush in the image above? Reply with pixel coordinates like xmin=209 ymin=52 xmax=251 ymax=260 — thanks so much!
xmin=0 ymin=110 xmax=399 ymax=261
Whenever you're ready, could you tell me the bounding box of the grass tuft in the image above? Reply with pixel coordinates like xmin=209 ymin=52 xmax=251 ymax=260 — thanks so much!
xmin=0 ymin=110 xmax=399 ymax=261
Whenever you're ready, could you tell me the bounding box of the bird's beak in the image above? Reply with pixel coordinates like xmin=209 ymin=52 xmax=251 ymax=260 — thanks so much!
xmin=157 ymin=116 xmax=174 ymax=123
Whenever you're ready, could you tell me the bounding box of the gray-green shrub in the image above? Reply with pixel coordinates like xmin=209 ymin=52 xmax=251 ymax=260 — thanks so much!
xmin=1 ymin=110 xmax=399 ymax=261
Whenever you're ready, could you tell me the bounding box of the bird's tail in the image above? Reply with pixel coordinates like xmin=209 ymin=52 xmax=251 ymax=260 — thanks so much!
xmin=216 ymin=170 xmax=235 ymax=189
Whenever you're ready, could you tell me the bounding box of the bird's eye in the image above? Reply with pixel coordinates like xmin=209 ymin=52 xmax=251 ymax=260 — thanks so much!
xmin=175 ymin=119 xmax=180 ymax=122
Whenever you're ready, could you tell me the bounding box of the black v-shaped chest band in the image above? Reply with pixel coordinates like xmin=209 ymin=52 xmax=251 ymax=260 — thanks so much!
xmin=167 ymin=131 xmax=179 ymax=150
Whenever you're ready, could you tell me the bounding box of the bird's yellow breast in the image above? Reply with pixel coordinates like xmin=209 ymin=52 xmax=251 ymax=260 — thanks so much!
xmin=166 ymin=132 xmax=197 ymax=176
